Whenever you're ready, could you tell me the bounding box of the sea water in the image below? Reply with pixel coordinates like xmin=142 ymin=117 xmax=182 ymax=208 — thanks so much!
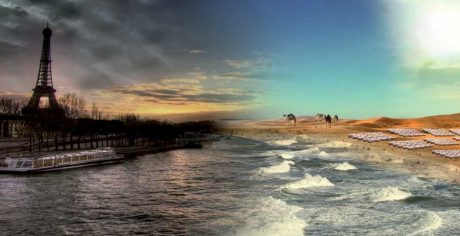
xmin=1 ymin=136 xmax=459 ymax=235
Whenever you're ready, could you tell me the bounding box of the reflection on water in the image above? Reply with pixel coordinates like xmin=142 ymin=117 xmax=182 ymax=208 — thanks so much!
xmin=1 ymin=137 xmax=460 ymax=235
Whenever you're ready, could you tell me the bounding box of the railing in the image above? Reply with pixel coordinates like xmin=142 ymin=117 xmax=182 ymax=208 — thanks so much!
xmin=1 ymin=148 xmax=118 ymax=170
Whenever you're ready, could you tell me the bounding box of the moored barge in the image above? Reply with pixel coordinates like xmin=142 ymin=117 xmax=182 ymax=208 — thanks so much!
xmin=0 ymin=147 xmax=125 ymax=173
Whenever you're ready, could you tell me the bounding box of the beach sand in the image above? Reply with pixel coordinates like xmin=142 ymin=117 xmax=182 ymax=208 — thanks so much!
xmin=221 ymin=114 xmax=460 ymax=183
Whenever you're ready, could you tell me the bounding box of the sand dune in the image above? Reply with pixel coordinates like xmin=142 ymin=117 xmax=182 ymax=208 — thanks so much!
xmin=347 ymin=114 xmax=460 ymax=130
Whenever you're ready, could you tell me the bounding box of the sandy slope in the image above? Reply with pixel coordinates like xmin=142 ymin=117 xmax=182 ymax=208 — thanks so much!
xmin=221 ymin=114 xmax=460 ymax=183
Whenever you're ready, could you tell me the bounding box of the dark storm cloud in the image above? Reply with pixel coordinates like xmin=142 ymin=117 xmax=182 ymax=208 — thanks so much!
xmin=0 ymin=5 xmax=28 ymax=17
xmin=110 ymin=85 xmax=257 ymax=104
xmin=0 ymin=40 xmax=20 ymax=55
xmin=24 ymin=0 xmax=81 ymax=20
xmin=187 ymin=93 xmax=256 ymax=103
xmin=0 ymin=0 xmax=213 ymax=89
xmin=154 ymin=89 xmax=179 ymax=95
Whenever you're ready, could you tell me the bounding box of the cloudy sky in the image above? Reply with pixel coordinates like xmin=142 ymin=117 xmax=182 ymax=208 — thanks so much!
xmin=2 ymin=0 xmax=460 ymax=120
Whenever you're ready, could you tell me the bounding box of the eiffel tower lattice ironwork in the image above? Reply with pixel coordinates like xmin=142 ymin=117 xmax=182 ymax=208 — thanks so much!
xmin=23 ymin=23 xmax=61 ymax=114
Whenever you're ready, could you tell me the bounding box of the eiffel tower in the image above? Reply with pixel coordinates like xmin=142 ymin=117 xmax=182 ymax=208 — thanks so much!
xmin=23 ymin=23 xmax=61 ymax=115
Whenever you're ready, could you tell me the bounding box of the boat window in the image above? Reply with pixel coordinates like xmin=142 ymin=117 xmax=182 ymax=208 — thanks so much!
xmin=15 ymin=161 xmax=24 ymax=168
xmin=22 ymin=161 xmax=32 ymax=168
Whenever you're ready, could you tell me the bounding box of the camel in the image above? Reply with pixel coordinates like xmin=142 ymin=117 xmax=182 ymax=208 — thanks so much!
xmin=315 ymin=113 xmax=324 ymax=121
xmin=283 ymin=113 xmax=297 ymax=126
xmin=325 ymin=114 xmax=332 ymax=128
xmin=316 ymin=113 xmax=333 ymax=128
xmin=315 ymin=113 xmax=325 ymax=128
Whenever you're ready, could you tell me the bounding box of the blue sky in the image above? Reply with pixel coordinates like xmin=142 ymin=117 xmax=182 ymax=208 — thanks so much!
xmin=213 ymin=0 xmax=460 ymax=119
xmin=252 ymin=0 xmax=399 ymax=118
xmin=2 ymin=0 xmax=460 ymax=120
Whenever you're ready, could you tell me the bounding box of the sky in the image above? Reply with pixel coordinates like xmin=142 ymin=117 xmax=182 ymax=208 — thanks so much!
xmin=1 ymin=0 xmax=460 ymax=120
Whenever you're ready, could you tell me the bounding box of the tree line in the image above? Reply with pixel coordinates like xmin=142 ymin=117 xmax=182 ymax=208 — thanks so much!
xmin=0 ymin=94 xmax=216 ymax=153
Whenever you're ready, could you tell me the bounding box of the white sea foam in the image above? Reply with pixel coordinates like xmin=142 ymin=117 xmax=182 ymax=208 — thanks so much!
xmin=278 ymin=153 xmax=295 ymax=159
xmin=235 ymin=197 xmax=306 ymax=236
xmin=269 ymin=138 xmax=297 ymax=146
xmin=296 ymin=205 xmax=445 ymax=235
xmin=258 ymin=161 xmax=294 ymax=174
xmin=297 ymin=134 xmax=312 ymax=141
xmin=258 ymin=150 xmax=285 ymax=157
xmin=332 ymin=186 xmax=412 ymax=203
xmin=298 ymin=147 xmax=320 ymax=153
xmin=283 ymin=173 xmax=334 ymax=190
xmin=408 ymin=211 xmax=443 ymax=236
xmin=334 ymin=162 xmax=357 ymax=171
xmin=370 ymin=187 xmax=412 ymax=202
xmin=318 ymin=141 xmax=353 ymax=148
xmin=318 ymin=151 xmax=330 ymax=158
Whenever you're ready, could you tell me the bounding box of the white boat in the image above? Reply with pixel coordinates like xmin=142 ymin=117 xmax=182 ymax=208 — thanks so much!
xmin=0 ymin=147 xmax=125 ymax=173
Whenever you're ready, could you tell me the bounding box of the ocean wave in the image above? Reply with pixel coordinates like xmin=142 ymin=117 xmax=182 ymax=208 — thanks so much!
xmin=258 ymin=161 xmax=294 ymax=174
xmin=258 ymin=150 xmax=286 ymax=157
xmin=297 ymin=134 xmax=311 ymax=141
xmin=282 ymin=173 xmax=334 ymax=190
xmin=332 ymin=186 xmax=412 ymax=203
xmin=259 ymin=147 xmax=325 ymax=160
xmin=268 ymin=138 xmax=297 ymax=146
xmin=297 ymin=205 xmax=445 ymax=235
xmin=235 ymin=197 xmax=306 ymax=236
xmin=318 ymin=151 xmax=330 ymax=158
xmin=408 ymin=211 xmax=443 ymax=236
xmin=334 ymin=162 xmax=357 ymax=171
xmin=370 ymin=187 xmax=412 ymax=202
xmin=318 ymin=141 xmax=353 ymax=148
xmin=278 ymin=153 xmax=295 ymax=159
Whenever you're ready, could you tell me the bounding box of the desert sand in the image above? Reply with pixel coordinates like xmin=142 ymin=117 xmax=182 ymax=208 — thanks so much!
xmin=221 ymin=114 xmax=460 ymax=183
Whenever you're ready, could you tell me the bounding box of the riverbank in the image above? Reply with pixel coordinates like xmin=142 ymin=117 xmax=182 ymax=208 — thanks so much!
xmin=222 ymin=116 xmax=460 ymax=183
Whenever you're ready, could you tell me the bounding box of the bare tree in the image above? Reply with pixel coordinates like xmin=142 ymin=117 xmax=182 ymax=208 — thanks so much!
xmin=58 ymin=93 xmax=88 ymax=119
xmin=0 ymin=98 xmax=27 ymax=115
xmin=91 ymin=102 xmax=104 ymax=120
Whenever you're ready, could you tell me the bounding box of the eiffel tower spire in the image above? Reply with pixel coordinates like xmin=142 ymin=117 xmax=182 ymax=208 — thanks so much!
xmin=36 ymin=22 xmax=53 ymax=87
xmin=23 ymin=23 xmax=61 ymax=115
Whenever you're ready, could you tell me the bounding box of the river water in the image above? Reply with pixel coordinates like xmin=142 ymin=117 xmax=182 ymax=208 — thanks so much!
xmin=1 ymin=136 xmax=460 ymax=235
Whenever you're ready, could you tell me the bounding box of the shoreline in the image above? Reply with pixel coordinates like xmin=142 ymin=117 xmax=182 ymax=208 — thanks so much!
xmin=228 ymin=124 xmax=460 ymax=184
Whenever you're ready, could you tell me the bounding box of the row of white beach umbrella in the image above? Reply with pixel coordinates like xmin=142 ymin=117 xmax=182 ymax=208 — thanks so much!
xmin=389 ymin=140 xmax=434 ymax=150
xmin=388 ymin=128 xmax=459 ymax=137
xmin=432 ymin=150 xmax=460 ymax=159
xmin=425 ymin=138 xmax=457 ymax=146
xmin=449 ymin=129 xmax=460 ymax=135
xmin=387 ymin=128 xmax=425 ymax=137
xmin=423 ymin=128 xmax=455 ymax=136
xmin=349 ymin=130 xmax=460 ymax=158
xmin=348 ymin=132 xmax=394 ymax=142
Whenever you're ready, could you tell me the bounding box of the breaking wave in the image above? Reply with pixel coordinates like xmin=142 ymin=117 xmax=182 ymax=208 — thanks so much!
xmin=334 ymin=162 xmax=357 ymax=171
xmin=282 ymin=173 xmax=334 ymax=190
xmin=318 ymin=141 xmax=353 ymax=148
xmin=332 ymin=186 xmax=413 ymax=203
xmin=235 ymin=197 xmax=306 ymax=236
xmin=258 ymin=161 xmax=294 ymax=174
xmin=278 ymin=153 xmax=295 ymax=160
xmin=268 ymin=138 xmax=297 ymax=146
xmin=318 ymin=151 xmax=330 ymax=158
xmin=370 ymin=187 xmax=412 ymax=202
xmin=408 ymin=211 xmax=443 ymax=236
